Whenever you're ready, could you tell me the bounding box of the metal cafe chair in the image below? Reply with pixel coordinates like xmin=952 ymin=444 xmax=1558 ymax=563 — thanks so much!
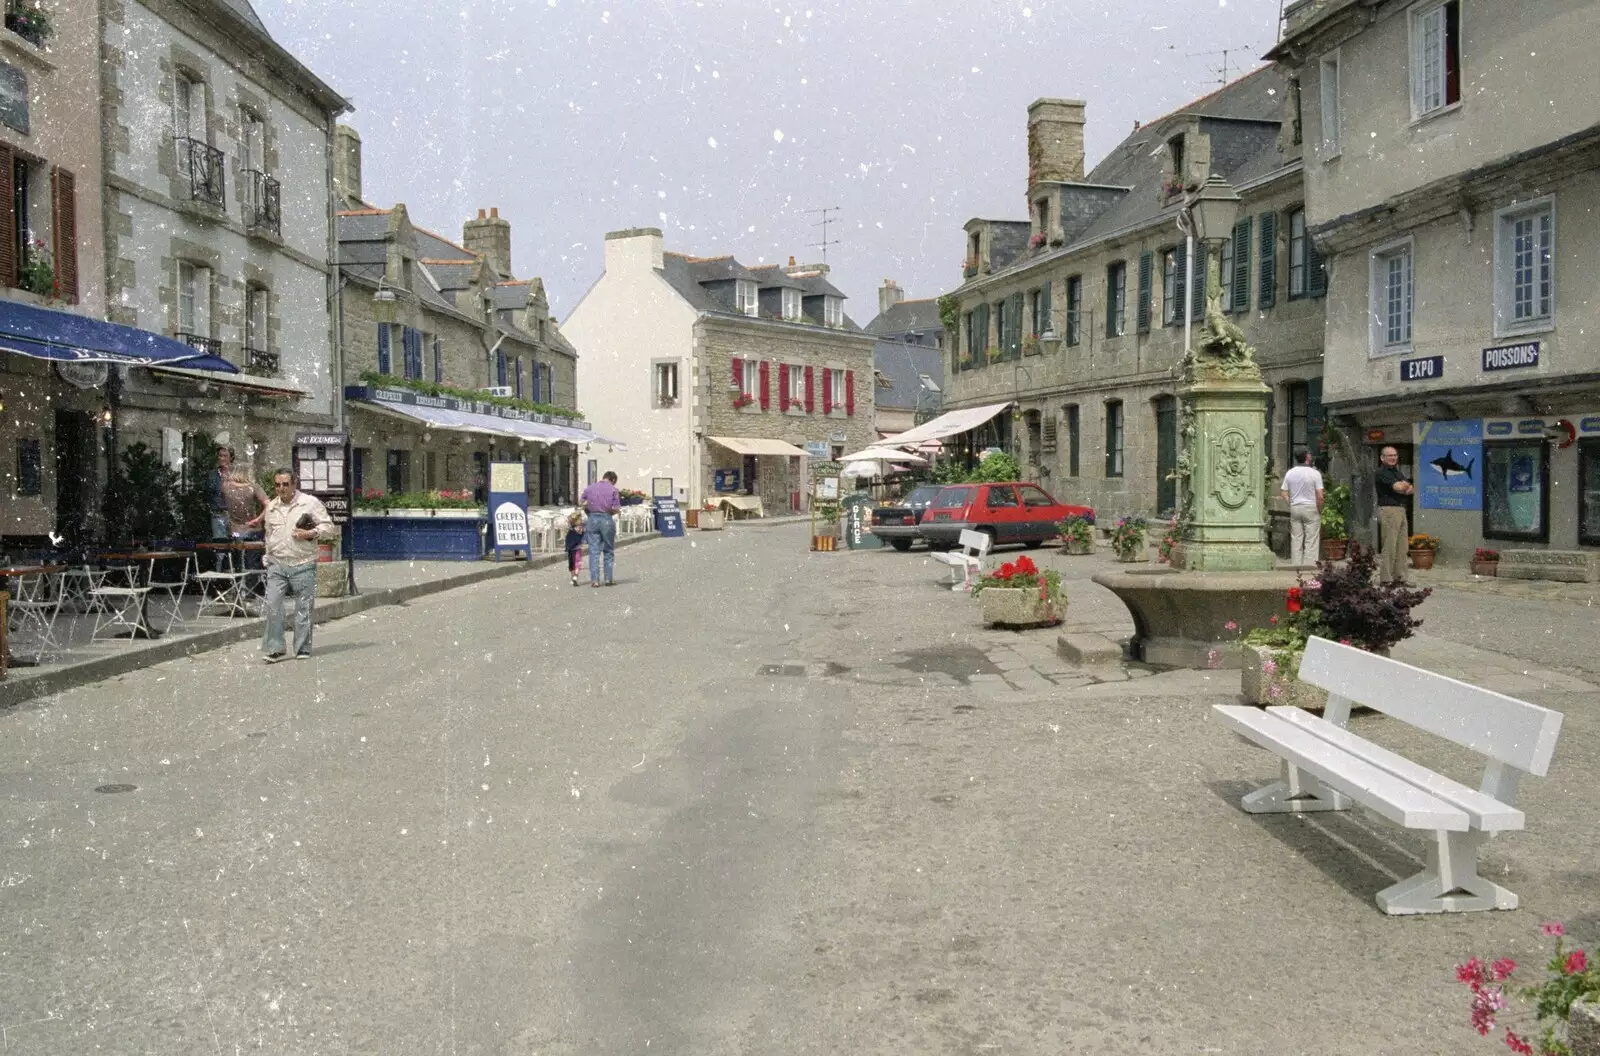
xmin=146 ymin=552 xmax=194 ymax=635
xmin=6 ymin=568 xmax=67 ymax=664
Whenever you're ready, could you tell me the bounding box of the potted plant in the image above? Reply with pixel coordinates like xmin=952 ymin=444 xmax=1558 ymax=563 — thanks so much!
xmin=1409 ymin=532 xmax=1441 ymax=570
xmin=699 ymin=498 xmax=726 ymax=531
xmin=1239 ymin=541 xmax=1432 ymax=705
xmin=1110 ymin=517 xmax=1146 ymax=562
xmin=618 ymin=488 xmax=649 ymax=506
xmin=1029 ymin=233 xmax=1047 ymax=249
xmin=1059 ymin=516 xmax=1093 ymax=555
xmin=973 ymin=554 xmax=1063 ymax=628
xmin=1156 ymin=516 xmax=1180 ymax=565
xmin=1471 ymin=547 xmax=1500 ymax=577
xmin=1021 ymin=334 xmax=1041 ymax=356
xmin=1320 ymin=483 xmax=1351 ymax=560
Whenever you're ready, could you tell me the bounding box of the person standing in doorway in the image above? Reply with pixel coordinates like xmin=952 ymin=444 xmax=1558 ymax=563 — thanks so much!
xmin=1280 ymin=449 xmax=1325 ymax=566
xmin=1375 ymin=446 xmax=1415 ymax=583
xmin=257 ymin=468 xmax=334 ymax=662
xmin=580 ymin=470 xmax=622 ymax=588
xmin=208 ymin=446 xmax=236 ymax=541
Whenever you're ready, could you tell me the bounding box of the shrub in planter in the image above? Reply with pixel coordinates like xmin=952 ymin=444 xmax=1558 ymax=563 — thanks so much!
xmin=973 ymin=554 xmax=1063 ymax=627
xmin=1058 ymin=516 xmax=1093 ymax=554
xmin=1109 ymin=517 xmax=1145 ymax=561
xmin=1471 ymin=547 xmax=1500 ymax=577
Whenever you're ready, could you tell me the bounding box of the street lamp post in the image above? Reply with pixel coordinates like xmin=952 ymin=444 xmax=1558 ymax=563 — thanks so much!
xmin=1180 ymin=175 xmax=1244 ymax=346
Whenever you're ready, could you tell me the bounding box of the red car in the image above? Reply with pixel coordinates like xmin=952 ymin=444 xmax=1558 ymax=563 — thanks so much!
xmin=916 ymin=481 xmax=1095 ymax=550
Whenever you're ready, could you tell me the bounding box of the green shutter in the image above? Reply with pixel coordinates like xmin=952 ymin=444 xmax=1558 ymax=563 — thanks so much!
xmin=1008 ymin=291 xmax=1024 ymax=357
xmin=1308 ymin=233 xmax=1328 ymax=297
xmin=1170 ymin=247 xmax=1187 ymax=326
xmin=1232 ymin=219 xmax=1252 ymax=313
xmin=1258 ymin=213 xmax=1278 ymax=309
xmin=1137 ymin=251 xmax=1152 ymax=333
xmin=1190 ymin=251 xmax=1206 ymax=322
xmin=1306 ymin=377 xmax=1325 ymax=458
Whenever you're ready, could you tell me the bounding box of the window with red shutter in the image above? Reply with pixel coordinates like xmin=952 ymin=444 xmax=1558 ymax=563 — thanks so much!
xmin=731 ymin=357 xmax=743 ymax=391
xmin=0 ymin=143 xmax=15 ymax=290
xmin=759 ymin=360 xmax=770 ymax=410
xmin=845 ymin=370 xmax=855 ymax=417
xmin=778 ymin=363 xmax=790 ymax=411
xmin=804 ymin=366 xmax=815 ymax=412
xmin=51 ymin=167 xmax=78 ymax=304
xmin=822 ymin=367 xmax=832 ymax=414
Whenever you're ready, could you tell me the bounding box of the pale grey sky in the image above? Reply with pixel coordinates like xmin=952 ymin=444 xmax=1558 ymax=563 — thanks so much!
xmin=256 ymin=0 xmax=1285 ymax=320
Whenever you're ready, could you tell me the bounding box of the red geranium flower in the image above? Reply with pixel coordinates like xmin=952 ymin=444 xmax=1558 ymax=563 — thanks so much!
xmin=1286 ymin=586 xmax=1302 ymax=614
xmin=1564 ymin=949 xmax=1588 ymax=975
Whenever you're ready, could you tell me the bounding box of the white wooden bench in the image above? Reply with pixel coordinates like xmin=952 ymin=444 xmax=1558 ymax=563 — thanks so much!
xmin=929 ymin=528 xmax=991 ymax=591
xmin=1213 ymin=637 xmax=1564 ymax=915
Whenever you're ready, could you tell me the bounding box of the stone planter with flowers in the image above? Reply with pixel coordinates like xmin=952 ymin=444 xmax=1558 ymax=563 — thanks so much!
xmin=1470 ymin=547 xmax=1500 ymax=577
xmin=973 ymin=554 xmax=1063 ymax=629
xmin=1058 ymin=516 xmax=1094 ymax=555
xmin=1110 ymin=517 xmax=1146 ymax=562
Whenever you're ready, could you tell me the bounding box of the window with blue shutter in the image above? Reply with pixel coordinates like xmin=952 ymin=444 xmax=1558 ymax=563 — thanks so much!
xmin=496 ymin=351 xmax=507 ymax=388
xmin=377 ymin=324 xmax=391 ymax=374
xmin=515 ymin=356 xmax=524 ymax=398
xmin=433 ymin=337 xmax=443 ymax=382
xmin=402 ymin=326 xmax=421 ymax=379
xmin=1259 ymin=213 xmax=1278 ymax=309
xmin=1136 ymin=251 xmax=1153 ymax=334
xmin=1307 ymin=234 xmax=1328 ymax=298
xmin=1190 ymin=252 xmax=1206 ymax=322
xmin=1231 ymin=218 xmax=1252 ymax=314
xmin=531 ymin=360 xmax=542 ymax=401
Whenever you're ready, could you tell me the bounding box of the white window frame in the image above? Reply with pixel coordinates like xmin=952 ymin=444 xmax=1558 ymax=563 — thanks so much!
xmin=1220 ymin=235 xmax=1235 ymax=313
xmin=787 ymin=362 xmax=804 ymax=406
xmin=829 ymin=367 xmax=845 ymax=414
xmin=1493 ymin=196 xmax=1556 ymax=339
xmin=735 ymin=280 xmax=758 ymax=316
xmin=781 ymin=287 xmax=801 ymax=321
xmin=241 ymin=109 xmax=266 ymax=172
xmin=177 ymin=261 xmax=210 ymax=336
xmin=1162 ymin=248 xmax=1180 ymax=325
xmin=823 ymin=296 xmax=843 ymax=327
xmin=1409 ymin=0 xmax=1460 ymax=121
xmin=1368 ymin=237 xmax=1415 ymax=357
xmin=1319 ymin=51 xmax=1342 ymax=157
xmin=173 ymin=74 xmax=204 ymax=173
xmin=245 ymin=285 xmax=268 ymax=351
xmin=654 ymin=359 xmax=680 ymax=404
xmin=740 ymin=356 xmax=759 ymax=400
xmin=1288 ymin=210 xmax=1308 ymax=299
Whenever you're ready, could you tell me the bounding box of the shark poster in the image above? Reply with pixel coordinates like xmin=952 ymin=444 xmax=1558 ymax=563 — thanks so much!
xmin=1416 ymin=420 xmax=1484 ymax=511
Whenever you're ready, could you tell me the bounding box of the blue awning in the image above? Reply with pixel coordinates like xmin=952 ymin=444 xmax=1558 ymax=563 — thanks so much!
xmin=0 ymin=298 xmax=239 ymax=372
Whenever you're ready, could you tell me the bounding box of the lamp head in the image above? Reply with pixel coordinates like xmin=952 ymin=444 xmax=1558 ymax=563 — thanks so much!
xmin=1190 ymin=174 xmax=1242 ymax=244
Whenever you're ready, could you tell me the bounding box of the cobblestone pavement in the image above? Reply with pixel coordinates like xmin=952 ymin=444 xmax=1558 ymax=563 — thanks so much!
xmin=0 ymin=525 xmax=1593 ymax=1054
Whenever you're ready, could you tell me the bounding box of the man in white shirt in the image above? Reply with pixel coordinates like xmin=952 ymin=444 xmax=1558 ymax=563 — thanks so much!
xmin=254 ymin=468 xmax=335 ymax=662
xmin=1280 ymin=449 xmax=1325 ymax=566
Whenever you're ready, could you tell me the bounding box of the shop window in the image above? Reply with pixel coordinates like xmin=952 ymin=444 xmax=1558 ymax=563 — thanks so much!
xmin=1580 ymin=440 xmax=1600 ymax=548
xmin=351 ymin=447 xmax=368 ymax=495
xmin=386 ymin=449 xmax=409 ymax=495
xmin=15 ymin=438 xmax=41 ymax=496
xmin=1483 ymin=440 xmax=1549 ymax=543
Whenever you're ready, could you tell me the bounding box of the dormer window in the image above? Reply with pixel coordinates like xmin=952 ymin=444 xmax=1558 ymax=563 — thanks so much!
xmin=1168 ymin=134 xmax=1185 ymax=182
xmin=781 ymin=287 xmax=801 ymax=321
xmin=823 ymin=296 xmax=843 ymax=327
xmin=1036 ymin=198 xmax=1050 ymax=236
xmin=735 ymin=280 xmax=758 ymax=316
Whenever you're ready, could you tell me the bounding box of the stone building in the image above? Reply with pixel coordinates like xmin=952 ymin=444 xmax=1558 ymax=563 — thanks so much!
xmin=863 ymin=280 xmax=945 ymax=437
xmin=98 ymin=0 xmax=347 ymax=483
xmin=1 ymin=0 xmax=110 ymax=542
xmin=333 ymin=127 xmax=589 ymax=506
xmin=1271 ymin=0 xmax=1600 ymax=560
xmin=563 ymin=228 xmax=876 ymax=513
xmin=939 ymin=70 xmax=1329 ymax=528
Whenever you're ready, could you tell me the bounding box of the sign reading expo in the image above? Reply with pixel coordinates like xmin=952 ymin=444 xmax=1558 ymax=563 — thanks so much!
xmin=293 ymin=432 xmax=351 ymax=523
xmin=1415 ymin=420 xmax=1483 ymax=512
xmin=1483 ymin=341 xmax=1540 ymax=372
xmin=1399 ymin=355 xmax=1444 ymax=382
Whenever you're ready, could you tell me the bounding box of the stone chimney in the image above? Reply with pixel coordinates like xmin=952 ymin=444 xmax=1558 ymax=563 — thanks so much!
xmin=1027 ymin=98 xmax=1087 ymax=186
xmin=784 ymin=260 xmax=829 ymax=276
xmin=333 ymin=124 xmax=362 ymax=202
xmin=463 ymin=207 xmax=512 ymax=278
xmin=603 ymin=227 xmax=665 ymax=272
xmin=879 ymin=279 xmax=905 ymax=317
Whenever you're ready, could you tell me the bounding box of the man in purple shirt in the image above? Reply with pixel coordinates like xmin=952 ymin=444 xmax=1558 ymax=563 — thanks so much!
xmin=579 ymin=470 xmax=622 ymax=587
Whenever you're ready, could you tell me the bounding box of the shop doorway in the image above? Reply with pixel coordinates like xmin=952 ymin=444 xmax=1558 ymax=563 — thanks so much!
xmin=54 ymin=409 xmax=97 ymax=545
xmin=1370 ymin=441 xmax=1415 ymax=552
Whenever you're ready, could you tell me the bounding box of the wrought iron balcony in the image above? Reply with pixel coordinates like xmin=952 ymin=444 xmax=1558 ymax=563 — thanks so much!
xmin=175 ymin=332 xmax=222 ymax=358
xmin=244 ymin=346 xmax=279 ymax=376
xmin=242 ymin=169 xmax=281 ymax=237
xmin=178 ymin=137 xmax=225 ymax=209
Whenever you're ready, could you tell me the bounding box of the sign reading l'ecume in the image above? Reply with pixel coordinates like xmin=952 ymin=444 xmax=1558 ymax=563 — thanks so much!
xmin=1483 ymin=341 xmax=1540 ymax=372
xmin=1400 ymin=355 xmax=1443 ymax=382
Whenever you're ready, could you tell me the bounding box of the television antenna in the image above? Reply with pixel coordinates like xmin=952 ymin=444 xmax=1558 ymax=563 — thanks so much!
xmin=1186 ymin=45 xmax=1252 ymax=87
xmin=807 ymin=206 xmax=842 ymax=265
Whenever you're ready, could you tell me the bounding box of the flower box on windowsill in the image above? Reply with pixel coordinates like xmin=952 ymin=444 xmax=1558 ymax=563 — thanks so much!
xmin=354 ymin=507 xmax=483 ymax=519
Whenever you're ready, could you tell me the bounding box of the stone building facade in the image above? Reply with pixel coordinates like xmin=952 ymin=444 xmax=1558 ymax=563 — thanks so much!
xmin=1272 ymin=0 xmax=1600 ymax=558
xmin=564 ymin=228 xmax=875 ymax=512
xmin=864 ymin=281 xmax=945 ymax=438
xmin=941 ymin=72 xmax=1330 ymax=530
xmin=1 ymin=0 xmax=111 ymax=541
xmin=97 ymin=0 xmax=346 ymax=488
xmin=334 ymin=126 xmax=585 ymax=505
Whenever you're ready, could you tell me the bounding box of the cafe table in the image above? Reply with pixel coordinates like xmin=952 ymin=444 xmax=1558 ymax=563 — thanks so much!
xmin=88 ymin=551 xmax=186 ymax=640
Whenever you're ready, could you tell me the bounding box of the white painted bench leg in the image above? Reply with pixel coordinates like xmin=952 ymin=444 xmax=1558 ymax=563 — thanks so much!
xmin=1241 ymin=759 xmax=1352 ymax=814
xmin=1376 ymin=831 xmax=1518 ymax=915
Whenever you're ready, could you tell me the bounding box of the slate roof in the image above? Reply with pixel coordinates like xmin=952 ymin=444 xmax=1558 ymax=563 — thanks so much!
xmin=873 ymin=340 xmax=945 ymax=412
xmin=220 ymin=0 xmax=270 ymax=35
xmin=865 ymin=297 xmax=944 ymax=339
xmin=746 ymin=264 xmax=804 ymax=290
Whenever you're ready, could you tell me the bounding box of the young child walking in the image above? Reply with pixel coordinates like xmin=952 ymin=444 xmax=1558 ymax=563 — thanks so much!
xmin=564 ymin=510 xmax=587 ymax=587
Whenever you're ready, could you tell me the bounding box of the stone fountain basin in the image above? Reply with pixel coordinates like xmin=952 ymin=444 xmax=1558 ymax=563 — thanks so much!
xmin=1091 ymin=567 xmax=1303 ymax=669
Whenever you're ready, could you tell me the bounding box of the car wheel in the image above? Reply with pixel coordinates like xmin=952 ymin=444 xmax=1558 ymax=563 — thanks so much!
xmin=890 ymin=538 xmax=912 ymax=552
xmin=979 ymin=528 xmax=998 ymax=552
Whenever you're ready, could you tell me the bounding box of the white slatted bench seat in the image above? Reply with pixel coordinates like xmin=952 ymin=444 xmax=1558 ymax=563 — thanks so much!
xmin=928 ymin=528 xmax=991 ymax=591
xmin=1213 ymin=636 xmax=1564 ymax=915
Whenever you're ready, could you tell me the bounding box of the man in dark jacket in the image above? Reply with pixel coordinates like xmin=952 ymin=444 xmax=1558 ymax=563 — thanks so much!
xmin=1375 ymin=446 xmax=1414 ymax=583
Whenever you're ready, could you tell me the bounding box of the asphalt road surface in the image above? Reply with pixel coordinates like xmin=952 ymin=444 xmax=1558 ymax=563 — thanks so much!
xmin=2 ymin=526 xmax=1595 ymax=1054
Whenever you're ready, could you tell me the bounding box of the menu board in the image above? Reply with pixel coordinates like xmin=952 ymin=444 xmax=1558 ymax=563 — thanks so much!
xmin=293 ymin=432 xmax=351 ymax=524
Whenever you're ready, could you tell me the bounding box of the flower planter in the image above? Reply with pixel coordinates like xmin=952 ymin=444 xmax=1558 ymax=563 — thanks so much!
xmin=978 ymin=586 xmax=1063 ymax=628
xmin=352 ymin=510 xmax=486 ymax=560
xmin=1240 ymin=645 xmax=1327 ymax=710
xmin=1470 ymin=559 xmax=1499 ymax=577
xmin=1114 ymin=547 xmax=1147 ymax=563
xmin=698 ymin=509 xmax=726 ymax=530
xmin=1062 ymin=539 xmax=1094 ymax=555
xmin=1321 ymin=538 xmax=1348 ymax=561
xmin=1409 ymin=549 xmax=1436 ymax=570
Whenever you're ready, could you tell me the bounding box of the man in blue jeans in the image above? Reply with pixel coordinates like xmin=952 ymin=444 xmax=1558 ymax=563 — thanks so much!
xmin=256 ymin=469 xmax=335 ymax=661
xmin=579 ymin=470 xmax=622 ymax=588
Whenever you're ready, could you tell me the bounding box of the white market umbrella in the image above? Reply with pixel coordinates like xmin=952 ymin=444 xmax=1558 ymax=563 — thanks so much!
xmin=839 ymin=446 xmax=929 ymax=465
xmin=840 ymin=461 xmax=880 ymax=479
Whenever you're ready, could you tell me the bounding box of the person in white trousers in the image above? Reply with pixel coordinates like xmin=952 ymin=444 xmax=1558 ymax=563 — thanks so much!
xmin=1280 ymin=449 xmax=1325 ymax=566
